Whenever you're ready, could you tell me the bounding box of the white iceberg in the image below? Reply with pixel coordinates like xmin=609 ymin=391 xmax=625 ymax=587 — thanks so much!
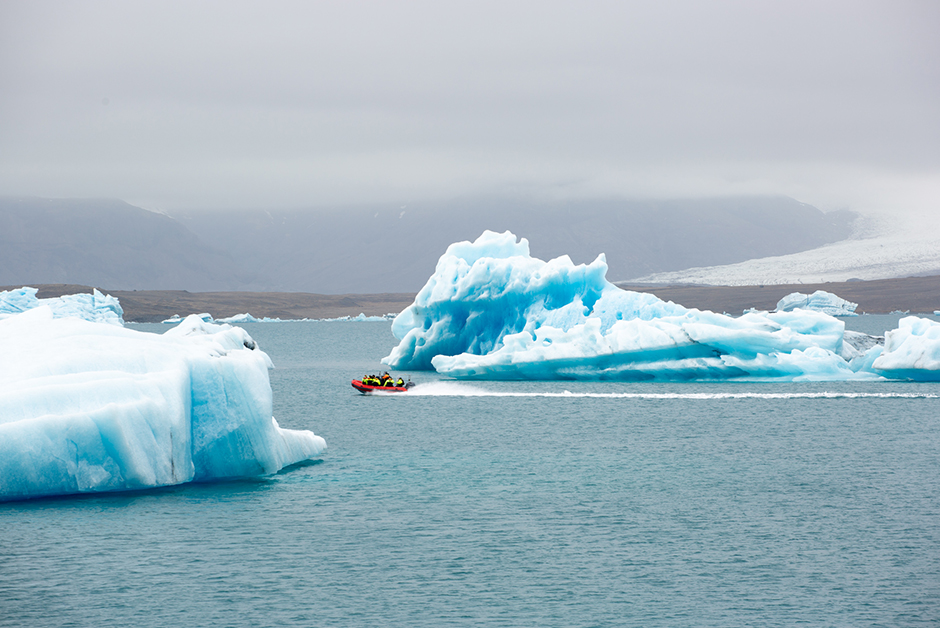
xmin=872 ymin=316 xmax=940 ymax=381
xmin=383 ymin=231 xmax=896 ymax=381
xmin=214 ymin=312 xmax=262 ymax=323
xmin=163 ymin=313 xmax=213 ymax=323
xmin=174 ymin=312 xmax=397 ymax=324
xmin=0 ymin=286 xmax=124 ymax=325
xmin=775 ymin=290 xmax=858 ymax=316
xmin=0 ymin=310 xmax=326 ymax=502
xmin=319 ymin=313 xmax=397 ymax=322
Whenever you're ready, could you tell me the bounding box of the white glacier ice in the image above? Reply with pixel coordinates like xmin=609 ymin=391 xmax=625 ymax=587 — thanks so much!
xmin=162 ymin=313 xmax=213 ymax=324
xmin=0 ymin=309 xmax=326 ymax=502
xmin=872 ymin=316 xmax=940 ymax=381
xmin=382 ymin=230 xmax=935 ymax=381
xmin=631 ymin=210 xmax=940 ymax=285
xmin=213 ymin=312 xmax=397 ymax=323
xmin=319 ymin=313 xmax=398 ymax=322
xmin=0 ymin=286 xmax=123 ymax=325
xmin=775 ymin=290 xmax=858 ymax=316
xmin=214 ymin=312 xmax=263 ymax=323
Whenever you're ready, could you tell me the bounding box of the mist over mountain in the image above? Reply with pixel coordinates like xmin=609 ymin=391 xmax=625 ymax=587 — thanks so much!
xmin=173 ymin=196 xmax=854 ymax=292
xmin=0 ymin=197 xmax=246 ymax=291
xmin=2 ymin=196 xmax=854 ymax=293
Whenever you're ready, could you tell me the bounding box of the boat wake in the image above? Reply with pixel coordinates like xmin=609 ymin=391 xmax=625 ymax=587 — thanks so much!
xmin=405 ymin=382 xmax=938 ymax=400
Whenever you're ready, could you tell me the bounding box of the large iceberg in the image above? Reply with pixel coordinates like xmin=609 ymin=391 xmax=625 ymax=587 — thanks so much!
xmin=0 ymin=286 xmax=124 ymax=325
xmin=383 ymin=231 xmax=922 ymax=381
xmin=0 ymin=309 xmax=326 ymax=502
xmin=775 ymin=290 xmax=858 ymax=316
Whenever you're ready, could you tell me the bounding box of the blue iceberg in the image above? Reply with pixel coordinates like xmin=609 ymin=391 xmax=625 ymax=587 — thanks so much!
xmin=0 ymin=309 xmax=326 ymax=502
xmin=382 ymin=231 xmax=940 ymax=381
xmin=0 ymin=286 xmax=124 ymax=325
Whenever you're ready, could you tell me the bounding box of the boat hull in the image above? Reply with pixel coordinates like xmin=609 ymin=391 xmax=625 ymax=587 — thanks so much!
xmin=352 ymin=379 xmax=410 ymax=394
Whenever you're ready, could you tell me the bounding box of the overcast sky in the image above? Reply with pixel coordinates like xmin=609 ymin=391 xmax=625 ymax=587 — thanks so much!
xmin=1 ymin=0 xmax=938 ymax=218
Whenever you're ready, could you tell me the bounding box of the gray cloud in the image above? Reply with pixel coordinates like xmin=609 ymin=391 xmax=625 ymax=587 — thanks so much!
xmin=1 ymin=0 xmax=938 ymax=212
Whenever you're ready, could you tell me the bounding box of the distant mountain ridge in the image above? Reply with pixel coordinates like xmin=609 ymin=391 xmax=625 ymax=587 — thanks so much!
xmin=1 ymin=195 xmax=855 ymax=293
xmin=0 ymin=197 xmax=247 ymax=291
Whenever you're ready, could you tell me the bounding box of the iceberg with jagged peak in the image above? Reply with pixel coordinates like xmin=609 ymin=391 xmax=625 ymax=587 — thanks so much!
xmin=382 ymin=230 xmax=940 ymax=381
xmin=776 ymin=290 xmax=858 ymax=316
xmin=0 ymin=309 xmax=326 ymax=502
xmin=0 ymin=286 xmax=124 ymax=325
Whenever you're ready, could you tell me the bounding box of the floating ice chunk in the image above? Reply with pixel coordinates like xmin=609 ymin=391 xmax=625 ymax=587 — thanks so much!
xmin=775 ymin=290 xmax=858 ymax=316
xmin=215 ymin=312 xmax=261 ymax=323
xmin=0 ymin=286 xmax=123 ymax=325
xmin=385 ymin=231 xmax=901 ymax=381
xmin=872 ymin=316 xmax=940 ymax=380
xmin=161 ymin=312 xmax=213 ymax=323
xmin=172 ymin=312 xmax=398 ymax=324
xmin=0 ymin=310 xmax=326 ymax=501
xmin=323 ymin=313 xmax=397 ymax=322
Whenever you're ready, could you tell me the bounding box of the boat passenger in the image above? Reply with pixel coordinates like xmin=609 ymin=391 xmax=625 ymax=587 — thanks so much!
xmin=396 ymin=378 xmax=404 ymax=387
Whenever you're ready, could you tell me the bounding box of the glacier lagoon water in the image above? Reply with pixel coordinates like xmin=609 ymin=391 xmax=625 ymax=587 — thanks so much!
xmin=3 ymin=316 xmax=939 ymax=627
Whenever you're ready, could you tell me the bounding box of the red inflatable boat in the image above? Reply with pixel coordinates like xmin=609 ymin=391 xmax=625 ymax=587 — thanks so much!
xmin=351 ymin=379 xmax=414 ymax=394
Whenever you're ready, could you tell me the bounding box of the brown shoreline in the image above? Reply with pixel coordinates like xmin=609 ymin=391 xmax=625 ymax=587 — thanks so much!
xmin=4 ymin=275 xmax=940 ymax=322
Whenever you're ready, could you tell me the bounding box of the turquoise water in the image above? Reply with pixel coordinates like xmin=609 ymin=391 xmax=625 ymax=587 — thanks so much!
xmin=2 ymin=318 xmax=939 ymax=627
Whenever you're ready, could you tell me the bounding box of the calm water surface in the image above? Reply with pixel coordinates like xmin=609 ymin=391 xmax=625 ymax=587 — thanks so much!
xmin=2 ymin=316 xmax=939 ymax=627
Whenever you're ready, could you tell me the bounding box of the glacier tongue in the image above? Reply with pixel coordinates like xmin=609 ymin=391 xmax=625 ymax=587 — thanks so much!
xmin=0 ymin=309 xmax=326 ymax=502
xmin=384 ymin=230 xmax=936 ymax=381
